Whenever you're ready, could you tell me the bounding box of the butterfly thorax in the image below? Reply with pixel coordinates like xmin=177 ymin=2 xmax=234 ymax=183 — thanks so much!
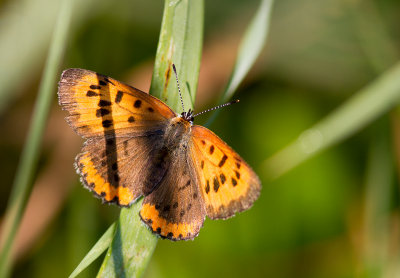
xmin=162 ymin=116 xmax=192 ymax=151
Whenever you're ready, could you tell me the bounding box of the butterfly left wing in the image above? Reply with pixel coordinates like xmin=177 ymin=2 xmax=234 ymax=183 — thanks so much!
xmin=189 ymin=125 xmax=261 ymax=220
xmin=76 ymin=133 xmax=169 ymax=206
xmin=140 ymin=146 xmax=206 ymax=241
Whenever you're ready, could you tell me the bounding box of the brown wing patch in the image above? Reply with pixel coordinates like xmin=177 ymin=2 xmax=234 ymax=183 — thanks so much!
xmin=76 ymin=134 xmax=168 ymax=206
xmin=58 ymin=68 xmax=176 ymax=138
xmin=140 ymin=147 xmax=205 ymax=240
xmin=190 ymin=125 xmax=261 ymax=219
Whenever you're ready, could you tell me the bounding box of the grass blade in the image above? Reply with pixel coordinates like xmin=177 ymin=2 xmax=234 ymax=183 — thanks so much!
xmin=362 ymin=120 xmax=392 ymax=277
xmin=95 ymin=0 xmax=203 ymax=277
xmin=263 ymin=60 xmax=400 ymax=179
xmin=97 ymin=201 xmax=157 ymax=278
xmin=206 ymin=0 xmax=274 ymax=125
xmin=150 ymin=0 xmax=203 ymax=112
xmin=0 ymin=0 xmax=74 ymax=277
xmin=69 ymin=223 xmax=116 ymax=278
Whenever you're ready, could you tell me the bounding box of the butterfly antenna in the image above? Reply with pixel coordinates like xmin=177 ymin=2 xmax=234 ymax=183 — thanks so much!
xmin=193 ymin=100 xmax=240 ymax=118
xmin=172 ymin=64 xmax=185 ymax=112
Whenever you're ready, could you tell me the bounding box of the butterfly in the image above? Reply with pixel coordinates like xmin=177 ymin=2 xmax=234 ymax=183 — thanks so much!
xmin=58 ymin=65 xmax=261 ymax=240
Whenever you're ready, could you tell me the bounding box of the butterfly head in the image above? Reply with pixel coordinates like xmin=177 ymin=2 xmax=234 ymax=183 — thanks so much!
xmin=180 ymin=109 xmax=194 ymax=124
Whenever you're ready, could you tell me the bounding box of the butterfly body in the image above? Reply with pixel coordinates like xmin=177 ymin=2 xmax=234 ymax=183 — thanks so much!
xmin=59 ymin=68 xmax=261 ymax=240
xmin=163 ymin=116 xmax=192 ymax=149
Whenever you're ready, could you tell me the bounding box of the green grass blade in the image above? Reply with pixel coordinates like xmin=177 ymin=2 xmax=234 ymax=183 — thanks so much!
xmin=95 ymin=1 xmax=203 ymax=277
xmin=362 ymin=120 xmax=392 ymax=277
xmin=150 ymin=0 xmax=203 ymax=112
xmin=0 ymin=0 xmax=74 ymax=277
xmin=222 ymin=0 xmax=273 ymax=102
xmin=96 ymin=201 xmax=157 ymax=278
xmin=206 ymin=0 xmax=274 ymax=126
xmin=69 ymin=223 xmax=116 ymax=278
xmin=263 ymin=60 xmax=400 ymax=179
xmin=0 ymin=0 xmax=98 ymax=115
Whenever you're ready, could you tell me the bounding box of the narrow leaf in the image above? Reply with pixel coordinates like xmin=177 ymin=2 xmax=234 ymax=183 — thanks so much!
xmin=206 ymin=0 xmax=274 ymax=125
xmin=69 ymin=223 xmax=116 ymax=278
xmin=150 ymin=0 xmax=203 ymax=112
xmin=0 ymin=0 xmax=74 ymax=277
xmin=263 ymin=60 xmax=400 ymax=179
xmin=97 ymin=201 xmax=157 ymax=278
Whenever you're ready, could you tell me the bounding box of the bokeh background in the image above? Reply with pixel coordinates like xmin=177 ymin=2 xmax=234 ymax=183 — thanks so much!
xmin=1 ymin=0 xmax=400 ymax=277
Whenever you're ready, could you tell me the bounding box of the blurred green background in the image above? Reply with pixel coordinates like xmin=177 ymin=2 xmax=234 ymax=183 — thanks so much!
xmin=1 ymin=0 xmax=400 ymax=277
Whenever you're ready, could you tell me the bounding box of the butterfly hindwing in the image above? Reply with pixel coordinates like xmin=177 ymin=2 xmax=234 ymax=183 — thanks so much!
xmin=76 ymin=133 xmax=170 ymax=206
xmin=190 ymin=126 xmax=261 ymax=219
xmin=140 ymin=146 xmax=206 ymax=240
xmin=58 ymin=68 xmax=176 ymax=138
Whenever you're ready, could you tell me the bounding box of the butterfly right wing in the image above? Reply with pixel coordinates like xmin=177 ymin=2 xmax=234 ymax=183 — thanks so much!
xmin=190 ymin=125 xmax=261 ymax=220
xmin=76 ymin=133 xmax=169 ymax=206
xmin=58 ymin=68 xmax=176 ymax=138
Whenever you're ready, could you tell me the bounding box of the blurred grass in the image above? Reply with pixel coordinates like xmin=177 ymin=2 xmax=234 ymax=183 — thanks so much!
xmin=206 ymin=0 xmax=274 ymax=126
xmin=263 ymin=59 xmax=400 ymax=179
xmin=0 ymin=0 xmax=73 ymax=276
xmin=362 ymin=119 xmax=393 ymax=277
xmin=0 ymin=0 xmax=98 ymax=115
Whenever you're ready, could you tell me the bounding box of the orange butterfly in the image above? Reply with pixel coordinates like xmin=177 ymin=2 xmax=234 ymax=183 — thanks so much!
xmin=58 ymin=65 xmax=261 ymax=240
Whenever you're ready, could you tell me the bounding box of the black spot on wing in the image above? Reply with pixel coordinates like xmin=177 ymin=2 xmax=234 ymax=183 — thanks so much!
xmin=102 ymin=120 xmax=113 ymax=128
xmin=98 ymin=100 xmax=112 ymax=107
xmin=218 ymin=154 xmax=228 ymax=167
xmin=115 ymin=91 xmax=124 ymax=103
xmin=209 ymin=145 xmax=215 ymax=154
xmin=134 ymin=100 xmax=142 ymax=108
xmin=90 ymin=85 xmax=102 ymax=90
xmin=86 ymin=90 xmax=98 ymax=97
xmin=235 ymin=170 xmax=241 ymax=180
xmin=96 ymin=108 xmax=110 ymax=117
xmin=205 ymin=180 xmax=210 ymax=194
xmin=213 ymin=176 xmax=220 ymax=192
xmin=220 ymin=173 xmax=226 ymax=184
xmin=232 ymin=177 xmax=238 ymax=187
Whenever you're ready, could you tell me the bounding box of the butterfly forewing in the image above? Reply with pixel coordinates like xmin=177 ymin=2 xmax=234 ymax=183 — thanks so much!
xmin=58 ymin=68 xmax=176 ymax=138
xmin=190 ymin=126 xmax=261 ymax=219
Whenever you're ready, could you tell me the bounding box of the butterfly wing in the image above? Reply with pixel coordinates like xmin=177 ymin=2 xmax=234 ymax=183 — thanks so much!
xmin=190 ymin=125 xmax=261 ymax=219
xmin=76 ymin=134 xmax=170 ymax=206
xmin=140 ymin=146 xmax=206 ymax=240
xmin=59 ymin=68 xmax=176 ymax=206
xmin=58 ymin=68 xmax=176 ymax=138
